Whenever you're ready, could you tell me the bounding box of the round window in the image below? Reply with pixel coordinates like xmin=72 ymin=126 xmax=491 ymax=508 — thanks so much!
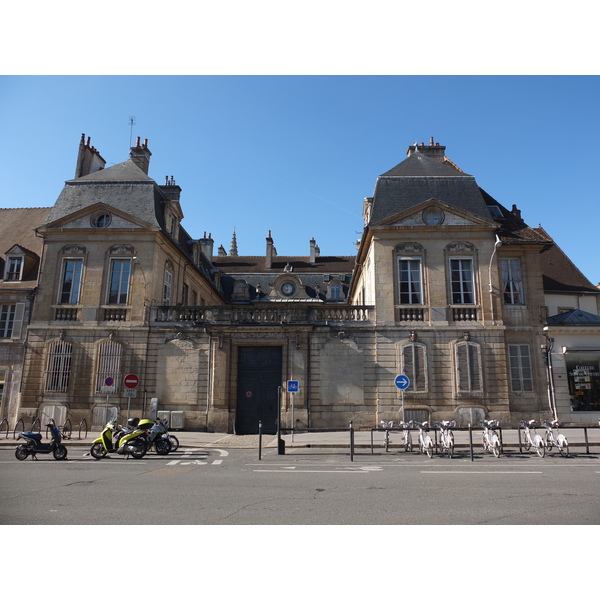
xmin=422 ymin=206 xmax=445 ymax=225
xmin=91 ymin=212 xmax=112 ymax=228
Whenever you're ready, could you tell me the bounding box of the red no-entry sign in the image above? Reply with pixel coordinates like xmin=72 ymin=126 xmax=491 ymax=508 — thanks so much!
xmin=123 ymin=374 xmax=140 ymax=389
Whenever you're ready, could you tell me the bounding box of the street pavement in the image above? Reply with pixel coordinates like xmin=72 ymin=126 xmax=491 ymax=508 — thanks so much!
xmin=2 ymin=425 xmax=600 ymax=453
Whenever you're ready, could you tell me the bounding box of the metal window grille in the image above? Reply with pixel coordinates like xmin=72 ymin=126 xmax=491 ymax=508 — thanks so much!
xmin=45 ymin=340 xmax=73 ymax=392
xmin=95 ymin=339 xmax=123 ymax=393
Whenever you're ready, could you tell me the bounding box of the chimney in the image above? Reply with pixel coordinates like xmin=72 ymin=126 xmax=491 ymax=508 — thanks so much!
xmin=199 ymin=232 xmax=214 ymax=263
xmin=511 ymin=204 xmax=522 ymax=220
xmin=266 ymin=230 xmax=276 ymax=269
xmin=130 ymin=137 xmax=152 ymax=175
xmin=75 ymin=133 xmax=106 ymax=178
xmin=406 ymin=137 xmax=446 ymax=161
xmin=310 ymin=237 xmax=320 ymax=263
xmin=159 ymin=175 xmax=181 ymax=202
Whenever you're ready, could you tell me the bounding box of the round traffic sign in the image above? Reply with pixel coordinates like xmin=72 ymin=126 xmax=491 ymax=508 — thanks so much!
xmin=123 ymin=374 xmax=139 ymax=389
xmin=104 ymin=376 xmax=114 ymax=387
xmin=394 ymin=374 xmax=410 ymax=390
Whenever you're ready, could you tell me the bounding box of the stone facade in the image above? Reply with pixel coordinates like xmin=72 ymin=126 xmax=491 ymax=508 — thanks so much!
xmin=2 ymin=135 xmax=599 ymax=433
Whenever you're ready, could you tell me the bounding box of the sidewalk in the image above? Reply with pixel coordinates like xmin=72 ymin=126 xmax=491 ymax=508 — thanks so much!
xmin=4 ymin=427 xmax=596 ymax=450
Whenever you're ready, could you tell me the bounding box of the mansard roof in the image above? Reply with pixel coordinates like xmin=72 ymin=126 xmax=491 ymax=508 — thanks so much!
xmin=42 ymin=159 xmax=164 ymax=230
xmin=370 ymin=151 xmax=494 ymax=224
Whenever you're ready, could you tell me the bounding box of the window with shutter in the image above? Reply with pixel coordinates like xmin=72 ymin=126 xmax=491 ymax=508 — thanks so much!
xmin=509 ymin=344 xmax=533 ymax=392
xmin=401 ymin=343 xmax=427 ymax=392
xmin=455 ymin=341 xmax=482 ymax=393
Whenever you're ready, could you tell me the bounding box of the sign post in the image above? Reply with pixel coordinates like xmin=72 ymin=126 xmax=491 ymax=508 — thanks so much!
xmin=101 ymin=376 xmax=115 ymax=423
xmin=123 ymin=374 xmax=140 ymax=420
xmin=394 ymin=374 xmax=410 ymax=422
xmin=287 ymin=380 xmax=299 ymax=442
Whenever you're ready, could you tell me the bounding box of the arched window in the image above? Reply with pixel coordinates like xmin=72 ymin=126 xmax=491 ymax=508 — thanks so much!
xmin=45 ymin=339 xmax=73 ymax=392
xmin=455 ymin=340 xmax=483 ymax=393
xmin=401 ymin=342 xmax=428 ymax=392
xmin=95 ymin=337 xmax=123 ymax=393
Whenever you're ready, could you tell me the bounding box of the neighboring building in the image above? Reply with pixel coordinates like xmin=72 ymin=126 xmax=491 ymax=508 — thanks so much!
xmin=4 ymin=135 xmax=599 ymax=433
xmin=0 ymin=206 xmax=51 ymax=425
xmin=538 ymin=239 xmax=600 ymax=421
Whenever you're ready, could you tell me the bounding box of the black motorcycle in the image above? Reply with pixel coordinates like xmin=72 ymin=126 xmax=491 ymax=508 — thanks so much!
xmin=15 ymin=418 xmax=68 ymax=461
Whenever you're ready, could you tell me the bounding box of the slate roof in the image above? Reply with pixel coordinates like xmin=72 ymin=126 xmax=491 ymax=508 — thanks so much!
xmin=369 ymin=149 xmax=552 ymax=246
xmin=42 ymin=159 xmax=164 ymax=230
xmin=213 ymin=255 xmax=355 ymax=302
xmin=370 ymin=152 xmax=493 ymax=223
xmin=546 ymin=309 xmax=600 ymax=325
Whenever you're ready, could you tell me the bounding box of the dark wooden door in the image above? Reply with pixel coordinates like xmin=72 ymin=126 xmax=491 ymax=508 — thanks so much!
xmin=236 ymin=346 xmax=282 ymax=434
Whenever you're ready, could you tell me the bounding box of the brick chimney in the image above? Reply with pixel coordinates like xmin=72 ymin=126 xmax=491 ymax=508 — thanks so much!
xmin=130 ymin=137 xmax=152 ymax=174
xmin=406 ymin=137 xmax=446 ymax=162
xmin=75 ymin=133 xmax=106 ymax=178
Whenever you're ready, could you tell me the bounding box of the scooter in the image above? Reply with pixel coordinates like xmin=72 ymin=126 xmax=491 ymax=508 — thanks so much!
xmin=90 ymin=417 xmax=152 ymax=459
xmin=145 ymin=418 xmax=173 ymax=454
xmin=15 ymin=418 xmax=68 ymax=461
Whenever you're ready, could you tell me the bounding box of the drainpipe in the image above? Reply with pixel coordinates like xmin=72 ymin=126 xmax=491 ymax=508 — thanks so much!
xmin=488 ymin=235 xmax=502 ymax=325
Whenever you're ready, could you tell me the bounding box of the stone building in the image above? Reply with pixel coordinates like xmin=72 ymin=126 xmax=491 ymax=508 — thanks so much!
xmin=2 ymin=135 xmax=599 ymax=433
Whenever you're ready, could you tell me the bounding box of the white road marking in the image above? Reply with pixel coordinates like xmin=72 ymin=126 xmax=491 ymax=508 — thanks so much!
xmin=421 ymin=471 xmax=543 ymax=474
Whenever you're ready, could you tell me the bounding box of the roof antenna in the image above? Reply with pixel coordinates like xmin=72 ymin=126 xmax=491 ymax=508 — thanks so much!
xmin=129 ymin=116 xmax=136 ymax=148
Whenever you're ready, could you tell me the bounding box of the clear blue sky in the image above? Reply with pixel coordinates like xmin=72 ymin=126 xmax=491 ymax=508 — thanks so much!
xmin=1 ymin=75 xmax=599 ymax=285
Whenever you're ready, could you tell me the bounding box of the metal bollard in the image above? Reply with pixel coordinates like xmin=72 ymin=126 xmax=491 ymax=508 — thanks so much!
xmin=258 ymin=420 xmax=262 ymax=461
xmin=468 ymin=423 xmax=473 ymax=461
xmin=350 ymin=420 xmax=354 ymax=462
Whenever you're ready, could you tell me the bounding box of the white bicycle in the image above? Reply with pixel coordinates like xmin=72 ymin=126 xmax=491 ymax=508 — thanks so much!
xmin=481 ymin=419 xmax=502 ymax=457
xmin=544 ymin=420 xmax=569 ymax=457
xmin=379 ymin=420 xmax=394 ymax=452
xmin=417 ymin=421 xmax=434 ymax=458
xmin=520 ymin=420 xmax=546 ymax=458
xmin=436 ymin=420 xmax=455 ymax=458
xmin=399 ymin=421 xmax=413 ymax=452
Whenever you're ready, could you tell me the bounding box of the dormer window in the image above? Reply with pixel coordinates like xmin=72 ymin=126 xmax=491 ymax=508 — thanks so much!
xmin=6 ymin=256 xmax=23 ymax=281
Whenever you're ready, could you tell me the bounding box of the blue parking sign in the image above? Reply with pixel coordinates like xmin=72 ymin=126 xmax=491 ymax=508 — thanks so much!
xmin=287 ymin=380 xmax=299 ymax=393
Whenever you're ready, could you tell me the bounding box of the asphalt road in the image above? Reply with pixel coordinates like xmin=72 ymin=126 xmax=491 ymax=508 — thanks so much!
xmin=1 ymin=445 xmax=599 ymax=525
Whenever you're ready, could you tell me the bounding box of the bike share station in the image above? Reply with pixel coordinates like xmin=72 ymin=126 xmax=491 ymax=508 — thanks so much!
xmin=252 ymin=372 xmax=600 ymax=462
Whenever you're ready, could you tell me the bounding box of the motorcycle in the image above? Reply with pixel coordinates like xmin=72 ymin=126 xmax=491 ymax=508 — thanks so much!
xmin=158 ymin=417 xmax=179 ymax=452
xmin=15 ymin=418 xmax=68 ymax=461
xmin=90 ymin=417 xmax=153 ymax=459
xmin=145 ymin=418 xmax=173 ymax=454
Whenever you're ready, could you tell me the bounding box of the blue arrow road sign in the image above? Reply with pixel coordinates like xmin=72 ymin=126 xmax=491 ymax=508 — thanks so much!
xmin=394 ymin=374 xmax=410 ymax=390
xmin=287 ymin=380 xmax=299 ymax=393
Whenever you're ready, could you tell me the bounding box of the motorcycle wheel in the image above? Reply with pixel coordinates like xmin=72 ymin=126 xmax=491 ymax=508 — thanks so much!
xmin=168 ymin=435 xmax=179 ymax=451
xmin=155 ymin=438 xmax=171 ymax=455
xmin=15 ymin=446 xmax=29 ymax=461
xmin=53 ymin=445 xmax=68 ymax=460
xmin=129 ymin=439 xmax=147 ymax=459
xmin=90 ymin=442 xmax=107 ymax=460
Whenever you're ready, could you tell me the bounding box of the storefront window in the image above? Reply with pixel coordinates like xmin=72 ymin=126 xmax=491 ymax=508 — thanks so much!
xmin=567 ymin=359 xmax=600 ymax=411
